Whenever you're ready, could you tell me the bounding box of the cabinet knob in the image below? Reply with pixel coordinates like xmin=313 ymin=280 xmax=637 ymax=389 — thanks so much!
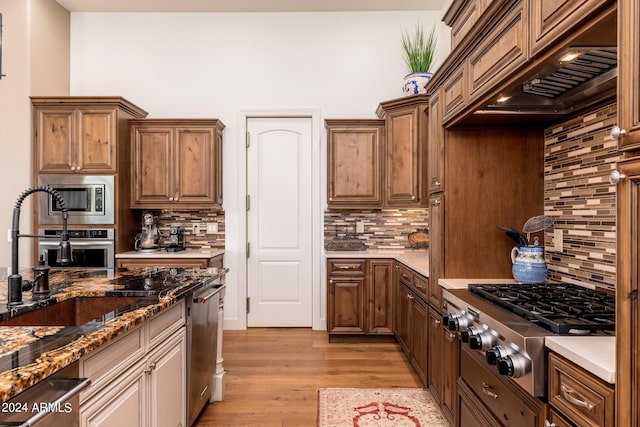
xmin=609 ymin=170 xmax=626 ymax=184
xmin=433 ymin=319 xmax=441 ymax=326
xmin=434 ymin=180 xmax=441 ymax=186
xmin=431 ymin=199 xmax=441 ymax=206
xmin=174 ymin=197 xmax=179 ymax=201
xmin=70 ymin=166 xmax=76 ymax=171
xmin=149 ymin=362 xmax=157 ymax=370
xmin=610 ymin=126 xmax=627 ymax=140
xmin=329 ymin=197 xmax=333 ymax=201
xmin=75 ymin=166 xmax=81 ymax=171
xmin=169 ymin=197 xmax=174 ymax=201
xmin=411 ymin=195 xmax=416 ymax=200
xmin=407 ymin=294 xmax=413 ymax=300
xmin=329 ymin=279 xmax=334 ymax=284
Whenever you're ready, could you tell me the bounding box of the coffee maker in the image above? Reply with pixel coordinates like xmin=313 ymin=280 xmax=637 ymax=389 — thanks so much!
xmin=167 ymin=226 xmax=185 ymax=252
xmin=135 ymin=213 xmax=161 ymax=251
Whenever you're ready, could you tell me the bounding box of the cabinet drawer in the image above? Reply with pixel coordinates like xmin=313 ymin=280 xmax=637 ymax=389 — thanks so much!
xmin=148 ymin=299 xmax=186 ymax=348
xmin=397 ymin=264 xmax=414 ymax=285
xmin=327 ymin=259 xmax=366 ymax=275
xmin=548 ymin=352 xmax=614 ymax=427
xmin=460 ymin=347 xmax=541 ymax=426
xmin=79 ymin=324 xmax=145 ymax=403
xmin=413 ymin=274 xmax=429 ymax=299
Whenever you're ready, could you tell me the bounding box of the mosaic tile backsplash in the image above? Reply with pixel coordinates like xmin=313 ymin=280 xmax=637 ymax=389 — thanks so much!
xmin=324 ymin=209 xmax=429 ymax=250
xmin=544 ymin=103 xmax=619 ymax=291
xmin=142 ymin=209 xmax=225 ymax=249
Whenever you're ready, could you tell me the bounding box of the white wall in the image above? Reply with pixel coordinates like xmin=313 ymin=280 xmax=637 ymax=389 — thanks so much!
xmin=69 ymin=11 xmax=448 ymax=328
xmin=0 ymin=0 xmax=69 ymax=272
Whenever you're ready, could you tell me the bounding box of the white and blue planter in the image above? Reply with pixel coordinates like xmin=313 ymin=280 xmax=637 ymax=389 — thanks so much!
xmin=402 ymin=72 xmax=433 ymax=95
xmin=510 ymin=245 xmax=548 ymax=284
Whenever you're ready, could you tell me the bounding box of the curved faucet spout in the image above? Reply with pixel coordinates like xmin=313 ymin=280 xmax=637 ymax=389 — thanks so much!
xmin=8 ymin=186 xmax=72 ymax=306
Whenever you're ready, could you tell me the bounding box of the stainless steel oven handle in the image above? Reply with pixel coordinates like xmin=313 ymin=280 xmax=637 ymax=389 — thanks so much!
xmin=39 ymin=241 xmax=114 ymax=247
xmin=17 ymin=378 xmax=91 ymax=427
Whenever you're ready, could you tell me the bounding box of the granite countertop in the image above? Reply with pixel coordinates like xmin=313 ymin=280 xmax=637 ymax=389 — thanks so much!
xmin=0 ymin=266 xmax=226 ymax=402
xmin=325 ymin=249 xmax=429 ymax=277
xmin=116 ymin=248 xmax=225 ymax=259
xmin=439 ymin=277 xmax=616 ymax=385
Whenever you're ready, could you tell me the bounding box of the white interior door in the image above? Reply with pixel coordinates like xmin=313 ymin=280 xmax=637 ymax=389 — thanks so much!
xmin=246 ymin=117 xmax=313 ymax=326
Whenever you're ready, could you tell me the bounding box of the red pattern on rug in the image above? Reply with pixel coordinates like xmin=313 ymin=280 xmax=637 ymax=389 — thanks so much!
xmin=317 ymin=388 xmax=449 ymax=427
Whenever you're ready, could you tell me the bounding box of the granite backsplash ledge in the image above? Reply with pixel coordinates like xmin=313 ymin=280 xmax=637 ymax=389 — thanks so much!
xmin=324 ymin=209 xmax=429 ymax=250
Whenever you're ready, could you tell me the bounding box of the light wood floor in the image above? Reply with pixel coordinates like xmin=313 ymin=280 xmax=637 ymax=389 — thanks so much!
xmin=195 ymin=328 xmax=423 ymax=427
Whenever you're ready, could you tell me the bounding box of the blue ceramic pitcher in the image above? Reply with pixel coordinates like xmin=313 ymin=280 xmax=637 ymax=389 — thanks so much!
xmin=510 ymin=245 xmax=547 ymax=284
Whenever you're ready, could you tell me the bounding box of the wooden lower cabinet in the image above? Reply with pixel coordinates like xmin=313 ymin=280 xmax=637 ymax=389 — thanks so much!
xmin=396 ymin=281 xmax=428 ymax=385
xmin=440 ymin=314 xmax=459 ymax=425
xmin=458 ymin=346 xmax=546 ymax=427
xmin=327 ymin=258 xmax=393 ymax=337
xmin=79 ymin=302 xmax=187 ymax=427
xmin=428 ymin=306 xmax=443 ymax=403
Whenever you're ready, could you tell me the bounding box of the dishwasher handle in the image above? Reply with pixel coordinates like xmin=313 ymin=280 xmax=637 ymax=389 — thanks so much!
xmin=193 ymin=288 xmax=219 ymax=304
xmin=14 ymin=377 xmax=91 ymax=427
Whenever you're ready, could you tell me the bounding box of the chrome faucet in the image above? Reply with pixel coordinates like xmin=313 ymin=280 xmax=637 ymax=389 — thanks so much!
xmin=8 ymin=186 xmax=72 ymax=306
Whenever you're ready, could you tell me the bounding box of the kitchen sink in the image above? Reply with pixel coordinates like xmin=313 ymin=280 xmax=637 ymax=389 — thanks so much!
xmin=0 ymin=296 xmax=145 ymax=327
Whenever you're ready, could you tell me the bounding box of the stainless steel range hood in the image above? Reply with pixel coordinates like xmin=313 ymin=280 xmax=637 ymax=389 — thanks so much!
xmin=480 ymin=47 xmax=617 ymax=115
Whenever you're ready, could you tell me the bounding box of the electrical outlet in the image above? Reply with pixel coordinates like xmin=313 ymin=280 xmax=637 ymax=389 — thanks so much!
xmin=356 ymin=221 xmax=365 ymax=233
xmin=193 ymin=224 xmax=201 ymax=234
xmin=553 ymin=229 xmax=563 ymax=251
xmin=207 ymin=223 xmax=218 ymax=233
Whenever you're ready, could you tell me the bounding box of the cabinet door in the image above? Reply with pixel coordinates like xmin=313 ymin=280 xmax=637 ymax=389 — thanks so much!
xmin=428 ymin=89 xmax=444 ymax=194
xmin=326 ymin=120 xmax=384 ymax=207
xmin=175 ymin=127 xmax=217 ymax=204
xmin=148 ymin=328 xmax=186 ymax=427
xmin=530 ymin=0 xmax=612 ymax=56
xmin=328 ymin=275 xmax=365 ymax=333
xmin=395 ymin=282 xmax=412 ymax=354
xmin=429 ymin=194 xmax=444 ymax=311
xmin=441 ymin=327 xmax=459 ymax=425
xmin=428 ymin=307 xmax=443 ymax=404
xmin=618 ymin=0 xmax=640 ymax=150
xmin=35 ymin=107 xmax=77 ymax=173
xmin=367 ymin=259 xmax=394 ymax=334
xmin=466 ymin=1 xmax=528 ymax=102
xmin=131 ymin=126 xmax=174 ymax=207
xmin=80 ymin=362 xmax=147 ymax=427
xmin=77 ymin=108 xmax=117 ymax=173
xmin=385 ymin=105 xmax=426 ymax=206
xmin=616 ymin=157 xmax=640 ymax=427
xmin=410 ymin=294 xmax=429 ymax=386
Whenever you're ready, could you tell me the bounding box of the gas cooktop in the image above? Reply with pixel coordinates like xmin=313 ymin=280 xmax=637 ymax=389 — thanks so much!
xmin=468 ymin=282 xmax=615 ymax=335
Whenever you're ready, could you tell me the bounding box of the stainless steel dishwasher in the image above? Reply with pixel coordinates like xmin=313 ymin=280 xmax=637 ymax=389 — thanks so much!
xmin=186 ymin=274 xmax=225 ymax=427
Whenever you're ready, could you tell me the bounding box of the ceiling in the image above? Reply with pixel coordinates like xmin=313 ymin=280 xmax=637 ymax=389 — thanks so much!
xmin=55 ymin=0 xmax=448 ymax=13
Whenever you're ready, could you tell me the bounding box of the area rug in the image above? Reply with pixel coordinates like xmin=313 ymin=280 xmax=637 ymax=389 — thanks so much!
xmin=317 ymin=388 xmax=449 ymax=427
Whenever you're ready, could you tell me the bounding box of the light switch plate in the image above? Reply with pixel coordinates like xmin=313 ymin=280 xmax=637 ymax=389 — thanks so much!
xmin=207 ymin=223 xmax=218 ymax=233
xmin=356 ymin=221 xmax=365 ymax=233
xmin=553 ymin=229 xmax=563 ymax=251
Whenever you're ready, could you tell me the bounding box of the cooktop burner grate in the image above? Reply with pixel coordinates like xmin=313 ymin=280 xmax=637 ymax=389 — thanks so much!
xmin=468 ymin=283 xmax=615 ymax=334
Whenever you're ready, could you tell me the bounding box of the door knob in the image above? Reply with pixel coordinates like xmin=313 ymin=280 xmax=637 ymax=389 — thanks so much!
xmin=610 ymin=126 xmax=627 ymax=140
xmin=609 ymin=170 xmax=626 ymax=184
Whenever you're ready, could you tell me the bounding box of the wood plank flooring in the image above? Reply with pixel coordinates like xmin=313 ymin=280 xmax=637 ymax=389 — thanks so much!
xmin=195 ymin=328 xmax=423 ymax=427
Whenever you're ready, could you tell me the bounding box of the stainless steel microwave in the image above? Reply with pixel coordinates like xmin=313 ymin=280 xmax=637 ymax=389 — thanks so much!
xmin=38 ymin=175 xmax=115 ymax=225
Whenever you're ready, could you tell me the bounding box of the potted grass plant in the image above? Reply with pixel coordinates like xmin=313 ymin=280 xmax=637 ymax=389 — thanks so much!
xmin=401 ymin=23 xmax=437 ymax=95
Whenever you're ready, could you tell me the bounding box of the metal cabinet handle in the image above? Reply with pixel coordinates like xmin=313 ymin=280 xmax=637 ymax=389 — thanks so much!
xmin=415 ymin=282 xmax=424 ymax=289
xmin=544 ymin=421 xmax=556 ymax=427
xmin=482 ymin=382 xmax=498 ymax=399
xmin=338 ymin=265 xmax=354 ymax=270
xmin=609 ymin=170 xmax=626 ymax=184
xmin=144 ymin=367 xmax=153 ymax=375
xmin=431 ymin=199 xmax=441 ymax=206
xmin=329 ymin=197 xmax=333 ymax=201
xmin=329 ymin=279 xmax=334 ymax=284
xmin=401 ymin=273 xmax=409 ymax=279
xmin=610 ymin=126 xmax=627 ymax=140
xmin=149 ymin=362 xmax=157 ymax=370
xmin=434 ymin=180 xmax=441 ymax=186
xmin=560 ymin=384 xmax=594 ymax=411
xmin=433 ymin=319 xmax=441 ymax=326
xmin=169 ymin=197 xmax=174 ymax=201
xmin=407 ymin=294 xmax=414 ymax=300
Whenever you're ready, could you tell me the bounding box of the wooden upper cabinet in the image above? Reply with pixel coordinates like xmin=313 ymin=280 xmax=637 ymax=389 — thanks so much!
xmin=428 ymin=90 xmax=445 ymax=195
xmin=530 ymin=0 xmax=613 ymax=56
xmin=617 ymin=0 xmax=640 ymax=151
xmin=32 ymin=97 xmax=147 ymax=174
xmin=130 ymin=119 xmax=224 ymax=209
xmin=467 ymin=0 xmax=528 ymax=102
xmin=326 ymin=119 xmax=384 ymax=208
xmin=377 ymin=95 xmax=429 ymax=207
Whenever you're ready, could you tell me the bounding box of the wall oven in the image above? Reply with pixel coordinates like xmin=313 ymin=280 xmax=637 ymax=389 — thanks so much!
xmin=39 ymin=229 xmax=115 ymax=269
xmin=38 ymin=175 xmax=114 ymax=225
